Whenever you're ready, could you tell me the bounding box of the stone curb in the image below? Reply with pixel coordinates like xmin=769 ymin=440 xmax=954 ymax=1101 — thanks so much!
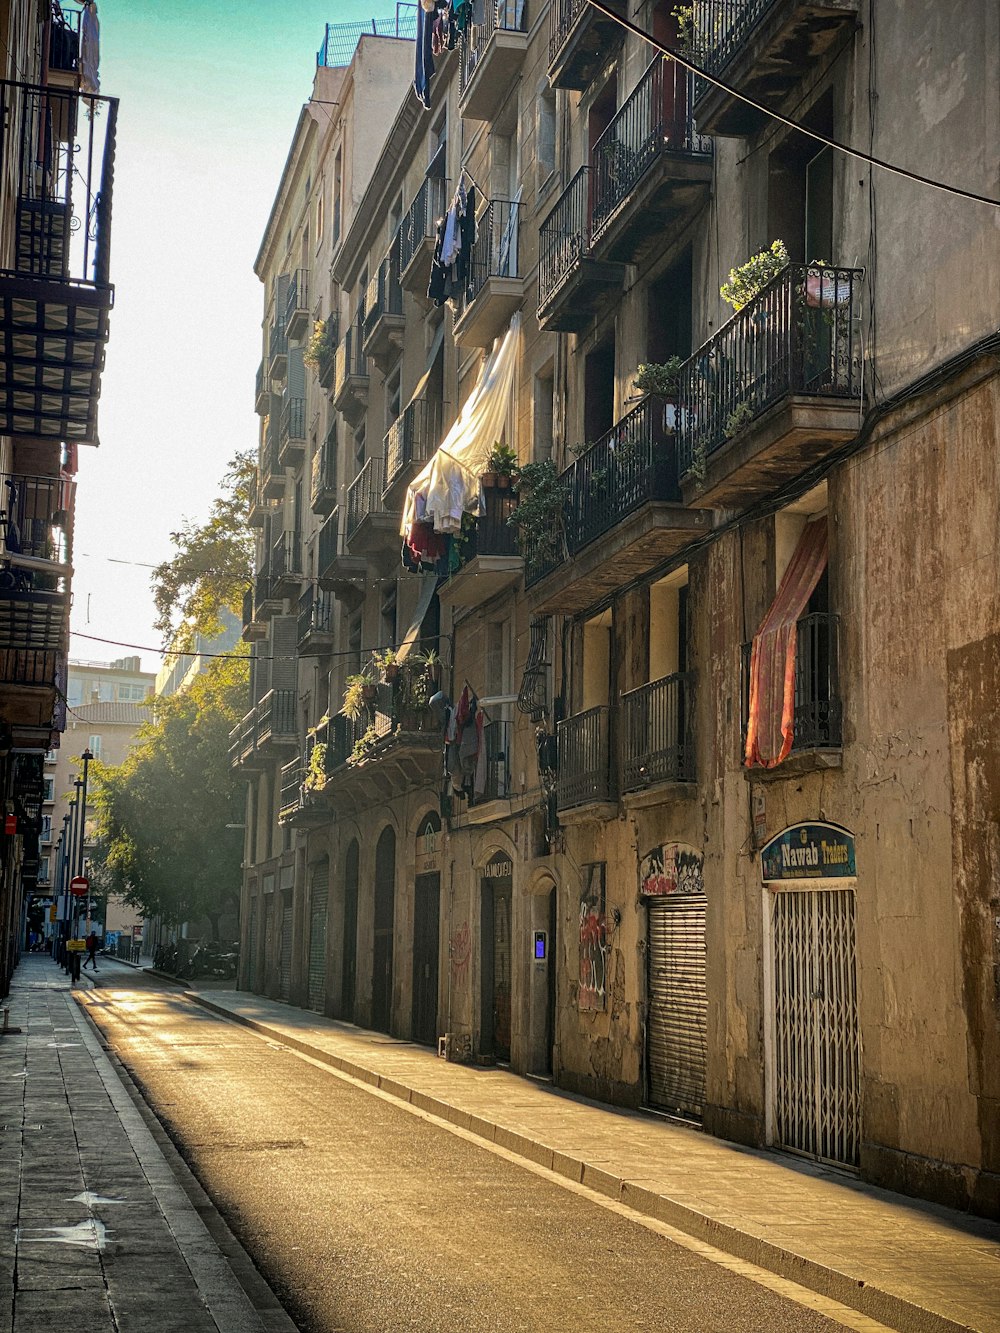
xmin=185 ymin=992 xmax=976 ymax=1333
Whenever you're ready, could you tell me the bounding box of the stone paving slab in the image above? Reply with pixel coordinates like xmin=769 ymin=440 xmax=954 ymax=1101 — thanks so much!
xmin=1 ymin=955 xmax=297 ymax=1333
xmin=188 ymin=986 xmax=1000 ymax=1333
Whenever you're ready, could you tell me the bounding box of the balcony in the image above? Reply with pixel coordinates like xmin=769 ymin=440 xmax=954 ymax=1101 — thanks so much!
xmin=453 ymin=200 xmax=524 ymax=349
xmin=315 ymin=316 xmax=338 ymax=391
xmin=241 ymin=585 xmax=266 ymax=642
xmin=229 ymin=709 xmax=261 ymax=770
xmin=399 ymin=176 xmax=449 ymax=300
xmin=285 ymin=268 xmax=311 ymax=340
xmin=311 ymin=429 xmax=338 ymax=515
xmin=383 ymin=398 xmax=439 ymax=504
xmin=471 ymin=720 xmax=512 ymax=806
xmin=255 ymin=362 xmax=270 ymax=414
xmin=260 ymin=417 xmax=285 ymax=500
xmin=345 ymin=457 xmax=395 ymax=554
xmin=333 ymin=321 xmax=369 ymax=426
xmin=557 ymin=705 xmax=614 ymax=815
xmin=248 ymin=470 xmax=270 ymax=528
xmin=270 ymin=530 xmax=302 ymax=598
xmin=317 ymin=510 xmax=366 ymax=600
xmin=254 ymin=567 xmax=282 ymax=619
xmin=437 ymin=485 xmax=523 ymax=609
xmin=268 ymin=320 xmax=287 ymax=382
xmin=459 ymin=1 xmax=528 ymax=122
xmin=691 ymin=0 xmax=859 ymax=137
xmin=676 ymin=263 xmax=863 ymax=507
xmin=742 ymin=612 xmax=842 ymax=767
xmin=548 ymin=0 xmax=625 ymax=90
xmin=1 ymin=473 xmax=71 ymax=565
xmin=525 ymin=398 xmax=710 ymax=612
xmin=278 ymin=754 xmax=307 ymax=824
xmin=278 ymin=395 xmax=306 ymax=467
xmin=362 ymin=253 xmax=404 ymax=371
xmin=537 ymin=168 xmax=625 ymax=334
xmin=621 ymin=672 xmax=695 ymax=796
xmin=48 ymin=7 xmax=81 ymax=84
xmin=590 ymin=59 xmax=713 ymax=266
xmin=297 ymin=586 xmax=336 ymax=653
xmin=0 ymin=81 xmax=117 ymax=445
xmin=256 ymin=688 xmax=298 ymax=755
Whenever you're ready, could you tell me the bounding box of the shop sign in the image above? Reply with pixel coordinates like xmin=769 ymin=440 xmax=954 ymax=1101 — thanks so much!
xmin=482 ymin=854 xmax=513 ymax=881
xmin=639 ymin=843 xmax=704 ymax=897
xmin=761 ymin=822 xmax=856 ymax=882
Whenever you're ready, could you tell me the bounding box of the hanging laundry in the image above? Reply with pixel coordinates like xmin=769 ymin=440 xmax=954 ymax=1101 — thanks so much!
xmin=414 ymin=3 xmax=436 ymax=109
xmin=80 ymin=1 xmax=100 ymax=95
xmin=427 ymin=183 xmax=476 ymax=308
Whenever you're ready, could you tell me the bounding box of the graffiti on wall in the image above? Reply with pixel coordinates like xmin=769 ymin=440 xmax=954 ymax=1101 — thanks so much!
xmin=639 ymin=843 xmax=704 ymax=897
xmin=578 ymin=862 xmax=607 ymax=1012
xmin=450 ymin=921 xmax=471 ymax=986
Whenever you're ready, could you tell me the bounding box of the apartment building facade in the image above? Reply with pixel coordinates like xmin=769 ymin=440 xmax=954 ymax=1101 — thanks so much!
xmin=0 ymin=2 xmax=119 ymax=993
xmin=235 ymin=1 xmax=1000 ymax=1216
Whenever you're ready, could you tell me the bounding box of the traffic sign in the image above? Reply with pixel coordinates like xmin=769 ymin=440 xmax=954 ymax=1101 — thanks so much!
xmin=69 ymin=875 xmax=89 ymax=898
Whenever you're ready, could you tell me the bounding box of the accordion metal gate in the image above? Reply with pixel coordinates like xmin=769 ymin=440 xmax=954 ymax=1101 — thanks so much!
xmin=646 ymin=893 xmax=707 ymax=1119
xmin=308 ymin=866 xmax=329 ymax=1013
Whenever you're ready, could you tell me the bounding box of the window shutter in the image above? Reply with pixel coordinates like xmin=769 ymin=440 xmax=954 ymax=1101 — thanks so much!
xmin=288 ymin=346 xmax=306 ymax=397
xmin=269 ymin=615 xmax=298 ymax=692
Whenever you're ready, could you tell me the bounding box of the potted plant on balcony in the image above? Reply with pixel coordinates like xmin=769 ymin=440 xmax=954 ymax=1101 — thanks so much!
xmin=304 ymin=741 xmax=328 ymax=792
xmin=507 ymin=458 xmax=569 ymax=570
xmin=304 ymin=318 xmax=336 ymax=386
xmin=720 ymin=239 xmax=789 ymax=311
xmin=343 ymin=672 xmax=376 ymax=719
xmin=349 ymin=724 xmax=379 ymax=765
xmin=415 ymin=648 xmax=442 ymax=687
xmin=482 ymin=442 xmax=519 ymax=490
xmin=377 ymin=648 xmax=400 ymax=683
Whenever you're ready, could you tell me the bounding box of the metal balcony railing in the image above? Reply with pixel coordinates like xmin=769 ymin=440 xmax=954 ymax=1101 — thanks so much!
xmin=334 ymin=320 xmax=368 ymax=395
xmin=270 ymin=530 xmax=302 ymax=580
xmin=297 ymin=587 xmax=336 ymax=643
xmin=621 ymin=671 xmax=695 ymax=790
xmin=279 ymin=755 xmax=306 ymax=821
xmin=268 ymin=321 xmax=287 ymax=365
xmin=549 ymin=0 xmax=586 ymax=62
xmin=460 ymin=0 xmax=527 ymax=96
xmin=264 ymin=416 xmax=281 ymax=477
xmin=399 ymin=176 xmax=449 ymax=275
xmin=461 ymin=485 xmax=519 ymax=562
xmin=691 ymin=0 xmax=776 ymax=79
xmin=345 ymin=457 xmax=386 ymax=542
xmin=676 ymin=264 xmax=863 ymax=475
xmin=0 ymin=473 xmax=70 ymax=564
xmin=557 ymin=705 xmax=613 ymax=810
xmin=49 ymin=7 xmax=82 ymax=72
xmin=317 ymin=511 xmax=341 ymax=576
xmin=591 ymin=58 xmax=711 ymax=241
xmin=311 ymin=431 xmax=338 ymax=505
xmin=470 ymin=720 xmax=512 ymax=804
xmin=255 ymin=567 xmax=278 ymax=609
xmin=538 ymin=167 xmax=591 ymax=311
xmin=384 ymin=399 xmax=439 ymax=491
xmin=255 ymin=362 xmax=268 ymax=410
xmin=522 ymin=525 xmax=567 ymax=589
xmin=364 ymin=252 xmax=403 ymax=335
xmin=257 ymin=689 xmax=297 ymax=744
xmin=286 ymin=268 xmax=310 ymax=326
xmin=741 ymin=612 xmax=842 ymax=756
xmin=280 ymin=396 xmax=306 ymax=446
xmin=463 ymin=199 xmax=521 ymax=307
xmin=242 ymin=585 xmax=255 ymax=631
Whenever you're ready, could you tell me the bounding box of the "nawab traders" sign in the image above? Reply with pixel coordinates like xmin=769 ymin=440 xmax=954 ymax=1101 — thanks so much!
xmin=761 ymin=822 xmax=856 ymax=882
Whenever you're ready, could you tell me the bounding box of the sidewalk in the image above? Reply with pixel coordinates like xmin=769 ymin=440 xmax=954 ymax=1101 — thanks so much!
xmin=188 ymin=985 xmax=1000 ymax=1333
xmin=0 ymin=954 xmax=295 ymax=1333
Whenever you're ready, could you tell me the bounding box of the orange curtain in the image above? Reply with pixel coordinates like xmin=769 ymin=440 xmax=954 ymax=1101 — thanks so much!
xmin=745 ymin=517 xmax=828 ymax=769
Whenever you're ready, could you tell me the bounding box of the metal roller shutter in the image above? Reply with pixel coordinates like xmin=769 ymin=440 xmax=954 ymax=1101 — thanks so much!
xmin=279 ymin=902 xmax=293 ymax=1001
xmin=307 ymin=867 xmax=329 ymax=1013
xmin=247 ymin=901 xmax=258 ymax=992
xmin=647 ymin=894 xmax=707 ymax=1119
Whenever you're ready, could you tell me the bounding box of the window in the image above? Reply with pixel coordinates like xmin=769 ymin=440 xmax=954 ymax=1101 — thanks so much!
xmin=386 ymin=369 xmax=401 ymax=426
xmin=380 ymin=584 xmax=397 ymax=648
xmin=44 ymin=749 xmax=57 ymax=764
xmin=88 ymin=735 xmax=102 ymax=758
xmin=536 ymin=87 xmax=557 ymax=193
xmin=767 ymin=91 xmax=835 ymax=264
xmin=646 ymin=249 xmax=692 ymax=365
xmin=353 ymin=424 xmax=366 ymax=473
xmin=581 ymin=610 xmax=612 ymax=711
xmin=39 ymin=857 xmax=50 ymax=883
xmin=332 ymin=148 xmax=342 ymax=245
xmin=649 ymin=569 xmax=689 ymax=682
xmin=347 ymin=613 xmax=362 ymax=675
xmin=43 ymin=777 xmax=54 ymax=802
xmin=584 ymin=336 xmax=616 ymax=442
xmin=41 ymin=815 xmax=52 ymax=841
xmin=533 ymin=368 xmax=554 ymax=460
xmin=316 ymin=188 xmax=324 ymax=242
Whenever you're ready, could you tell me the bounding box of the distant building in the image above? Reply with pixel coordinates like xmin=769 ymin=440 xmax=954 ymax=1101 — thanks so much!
xmin=155 ymin=609 xmax=241 ymax=699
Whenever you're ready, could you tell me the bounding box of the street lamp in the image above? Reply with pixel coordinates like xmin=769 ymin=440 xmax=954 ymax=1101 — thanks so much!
xmin=61 ymin=804 xmax=74 ymax=969
xmin=71 ymin=778 xmax=83 ymax=939
xmin=78 ymin=748 xmax=93 ymax=932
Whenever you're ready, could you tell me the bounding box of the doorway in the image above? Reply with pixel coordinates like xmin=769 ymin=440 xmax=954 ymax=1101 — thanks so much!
xmin=307 ymin=860 xmax=329 ymax=1013
xmin=372 ymin=826 xmax=396 ymax=1033
xmin=342 ymin=840 xmax=359 ymax=1021
xmin=480 ymin=852 xmax=513 ymax=1062
xmin=411 ymin=872 xmax=441 ymax=1046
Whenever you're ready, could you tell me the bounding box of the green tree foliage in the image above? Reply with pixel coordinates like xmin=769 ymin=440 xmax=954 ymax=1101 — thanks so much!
xmin=152 ymin=450 xmax=254 ymax=650
xmin=88 ymin=652 xmax=249 ymax=939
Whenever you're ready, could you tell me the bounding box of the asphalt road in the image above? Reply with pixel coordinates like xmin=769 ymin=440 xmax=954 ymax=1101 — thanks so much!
xmin=82 ymin=966 xmax=852 ymax=1333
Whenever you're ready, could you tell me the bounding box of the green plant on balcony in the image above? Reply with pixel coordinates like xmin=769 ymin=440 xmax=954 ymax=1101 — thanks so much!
xmin=720 ymin=240 xmax=789 ymax=312
xmin=303 ymin=319 xmax=335 ymax=373
xmin=413 ymin=648 xmax=442 ymax=687
xmin=343 ymin=672 xmax=376 ymax=719
xmin=376 ymin=647 xmax=399 ymax=682
xmin=304 ymin=742 xmax=328 ymax=791
xmin=349 ymin=724 xmax=379 ymax=764
xmin=483 ymin=442 xmax=519 ymax=489
xmin=723 ymin=399 xmax=756 ymax=439
xmin=508 ymin=458 xmax=569 ymax=565
xmin=634 ymin=357 xmax=684 ymax=398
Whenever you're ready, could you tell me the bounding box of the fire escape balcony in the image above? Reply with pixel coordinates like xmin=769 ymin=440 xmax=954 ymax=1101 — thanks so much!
xmin=548 ymin=0 xmax=625 ymax=90
xmin=345 ymin=457 xmax=395 ymax=555
xmin=459 ymin=1 xmax=528 ymax=122
xmin=297 ymin=586 xmax=336 ymax=654
xmin=261 ymin=416 xmax=284 ymax=500
xmin=333 ymin=320 xmax=369 ymax=426
xmin=383 ymin=398 xmax=438 ymax=509
xmin=255 ymin=362 xmax=270 ymax=414
xmin=589 ymin=59 xmax=713 ymax=266
xmin=675 ymin=263 xmax=863 ymax=508
xmin=278 ymin=394 xmax=306 ymax=467
xmin=270 ymin=530 xmax=302 ymax=599
xmin=362 ymin=253 xmax=404 ymax=371
xmin=621 ymin=671 xmax=696 ymax=798
xmin=453 ymin=200 xmax=524 ymax=349
xmin=691 ymin=0 xmax=859 ymax=137
xmin=537 ymin=168 xmax=625 ymax=334
xmin=437 ymin=484 xmax=523 ymax=609
xmin=557 ymin=705 xmax=615 ymax=817
xmin=317 ymin=509 xmax=366 ymax=599
xmin=255 ymin=688 xmax=298 ymax=756
xmin=399 ymin=175 xmax=449 ymax=300
xmin=285 ymin=268 xmax=311 ymax=341
xmin=268 ymin=320 xmax=287 ymax=382
xmin=525 ymin=397 xmax=710 ymax=613
xmin=310 ymin=426 xmax=338 ymax=515
xmin=241 ymin=584 xmax=266 ymax=642
xmin=0 ymin=81 xmax=118 ymax=446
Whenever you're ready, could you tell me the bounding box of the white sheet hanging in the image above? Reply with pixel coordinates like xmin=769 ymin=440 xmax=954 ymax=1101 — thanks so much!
xmin=80 ymin=2 xmax=100 ymax=95
xmin=401 ymin=313 xmax=520 ymax=537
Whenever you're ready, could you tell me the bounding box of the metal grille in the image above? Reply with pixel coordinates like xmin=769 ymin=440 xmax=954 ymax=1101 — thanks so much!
xmin=647 ymin=894 xmax=707 ymax=1119
xmin=556 ymin=705 xmax=612 ymax=810
xmin=621 ymin=671 xmax=695 ymax=789
xmin=308 ymin=869 xmax=329 ymax=1013
xmin=247 ymin=901 xmax=258 ymax=991
xmin=771 ymin=888 xmax=860 ymax=1167
xmin=279 ymin=902 xmax=293 ymax=1001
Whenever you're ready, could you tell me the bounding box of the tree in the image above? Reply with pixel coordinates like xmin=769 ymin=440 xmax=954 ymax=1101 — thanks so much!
xmin=88 ymin=651 xmax=249 ymax=940
xmin=152 ymin=450 xmax=254 ymax=650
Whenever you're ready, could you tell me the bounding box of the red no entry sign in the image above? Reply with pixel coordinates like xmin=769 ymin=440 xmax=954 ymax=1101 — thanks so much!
xmin=69 ymin=876 xmax=89 ymax=898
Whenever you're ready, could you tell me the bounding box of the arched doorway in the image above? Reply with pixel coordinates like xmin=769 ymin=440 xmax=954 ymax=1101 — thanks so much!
xmin=341 ymin=839 xmax=359 ymax=1022
xmin=412 ymin=812 xmax=442 ymax=1046
xmin=372 ymin=825 xmax=396 ymax=1033
xmin=480 ymin=850 xmax=513 ymax=1062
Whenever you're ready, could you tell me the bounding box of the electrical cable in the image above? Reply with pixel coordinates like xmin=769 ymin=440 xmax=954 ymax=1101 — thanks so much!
xmin=585 ymin=0 xmax=1000 ymax=210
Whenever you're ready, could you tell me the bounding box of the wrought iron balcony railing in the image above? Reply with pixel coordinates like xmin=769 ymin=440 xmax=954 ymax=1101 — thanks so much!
xmin=462 ymin=485 xmax=519 ymax=561
xmin=621 ymin=671 xmax=695 ymax=790
xmin=399 ymin=175 xmax=449 ymax=277
xmin=268 ymin=321 xmax=287 ymax=366
xmin=538 ymin=166 xmax=591 ymax=310
xmin=590 ymin=58 xmax=711 ymax=242
xmin=0 ymin=473 xmax=71 ymax=565
xmin=334 ymin=319 xmax=368 ymax=395
xmin=297 ymin=587 xmax=336 ymax=644
xmin=676 ymin=264 xmax=863 ymax=475
xmin=345 ymin=457 xmax=386 ymax=543
xmin=364 ymin=252 xmax=403 ymax=333
xmin=256 ymin=688 xmax=297 ymax=745
xmin=741 ymin=612 xmax=842 ymax=757
xmin=278 ymin=754 xmax=305 ymax=821
xmin=469 ymin=720 xmax=512 ymax=804
xmin=384 ymin=399 xmax=439 ymax=492
xmin=460 ymin=0 xmax=527 ymax=96
xmin=280 ymin=395 xmax=306 ymax=451
xmin=285 ymin=268 xmax=310 ymax=335
xmin=311 ymin=429 xmax=338 ymax=511
xmin=317 ymin=511 xmax=341 ymax=577
xmin=270 ymin=530 xmax=302 ymax=582
xmin=242 ymin=585 xmax=255 ymax=631
xmin=49 ymin=7 xmax=82 ymax=72
xmin=557 ymin=705 xmax=613 ymax=810
xmin=463 ymin=198 xmax=521 ymax=307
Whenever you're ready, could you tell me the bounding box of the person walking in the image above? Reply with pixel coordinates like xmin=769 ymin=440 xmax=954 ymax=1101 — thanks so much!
xmin=82 ymin=930 xmax=99 ymax=971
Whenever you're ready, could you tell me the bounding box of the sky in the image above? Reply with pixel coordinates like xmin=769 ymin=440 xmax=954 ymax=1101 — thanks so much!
xmin=71 ymin=0 xmax=388 ymax=675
